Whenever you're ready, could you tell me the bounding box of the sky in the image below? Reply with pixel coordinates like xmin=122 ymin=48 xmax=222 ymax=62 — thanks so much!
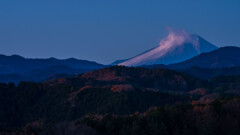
xmin=0 ymin=0 xmax=240 ymax=64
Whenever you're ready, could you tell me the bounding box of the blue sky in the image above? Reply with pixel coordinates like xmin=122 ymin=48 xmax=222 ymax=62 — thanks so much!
xmin=0 ymin=0 xmax=239 ymax=64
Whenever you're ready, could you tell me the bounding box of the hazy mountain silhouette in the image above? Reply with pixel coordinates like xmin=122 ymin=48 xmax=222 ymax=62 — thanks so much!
xmin=169 ymin=46 xmax=240 ymax=69
xmin=0 ymin=54 xmax=105 ymax=83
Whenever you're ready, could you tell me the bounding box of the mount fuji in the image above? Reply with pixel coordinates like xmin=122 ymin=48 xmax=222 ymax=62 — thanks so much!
xmin=117 ymin=30 xmax=218 ymax=66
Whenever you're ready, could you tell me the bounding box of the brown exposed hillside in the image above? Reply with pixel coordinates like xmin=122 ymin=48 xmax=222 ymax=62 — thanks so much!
xmin=77 ymin=66 xmax=207 ymax=92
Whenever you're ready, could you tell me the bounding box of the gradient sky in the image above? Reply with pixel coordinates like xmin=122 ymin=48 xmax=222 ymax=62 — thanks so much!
xmin=0 ymin=0 xmax=240 ymax=64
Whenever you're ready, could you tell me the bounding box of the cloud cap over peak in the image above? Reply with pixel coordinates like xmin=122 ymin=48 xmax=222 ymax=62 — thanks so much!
xmin=119 ymin=28 xmax=217 ymax=66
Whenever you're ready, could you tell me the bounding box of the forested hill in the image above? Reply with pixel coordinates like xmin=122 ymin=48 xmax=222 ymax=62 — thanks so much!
xmin=1 ymin=66 xmax=240 ymax=135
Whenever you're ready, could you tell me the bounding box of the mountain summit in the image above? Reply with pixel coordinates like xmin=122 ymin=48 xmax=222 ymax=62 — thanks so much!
xmin=118 ymin=30 xmax=218 ymax=66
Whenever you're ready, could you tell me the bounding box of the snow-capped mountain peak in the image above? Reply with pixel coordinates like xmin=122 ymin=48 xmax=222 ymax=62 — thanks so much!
xmin=118 ymin=29 xmax=217 ymax=66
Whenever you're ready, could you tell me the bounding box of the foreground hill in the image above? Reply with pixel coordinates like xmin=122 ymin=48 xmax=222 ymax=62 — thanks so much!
xmin=1 ymin=66 xmax=240 ymax=134
xmin=0 ymin=66 xmax=208 ymax=128
xmin=182 ymin=66 xmax=240 ymax=79
xmin=79 ymin=66 xmax=207 ymax=91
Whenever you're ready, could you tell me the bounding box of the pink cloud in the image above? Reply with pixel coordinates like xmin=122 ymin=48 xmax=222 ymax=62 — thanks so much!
xmin=119 ymin=28 xmax=199 ymax=66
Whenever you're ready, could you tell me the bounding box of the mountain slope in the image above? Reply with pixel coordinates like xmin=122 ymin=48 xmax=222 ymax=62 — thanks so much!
xmin=117 ymin=30 xmax=217 ymax=66
xmin=169 ymin=46 xmax=240 ymax=69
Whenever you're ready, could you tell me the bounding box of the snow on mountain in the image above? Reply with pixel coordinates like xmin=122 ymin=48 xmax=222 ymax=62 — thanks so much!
xmin=118 ymin=29 xmax=218 ymax=66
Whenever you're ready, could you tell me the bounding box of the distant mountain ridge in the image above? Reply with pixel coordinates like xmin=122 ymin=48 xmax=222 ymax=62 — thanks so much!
xmin=169 ymin=46 xmax=240 ymax=69
xmin=116 ymin=31 xmax=218 ymax=66
xmin=0 ymin=54 xmax=106 ymax=83
xmin=0 ymin=54 xmax=104 ymax=74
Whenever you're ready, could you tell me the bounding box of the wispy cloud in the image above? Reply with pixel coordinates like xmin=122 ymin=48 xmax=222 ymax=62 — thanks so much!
xmin=119 ymin=28 xmax=199 ymax=66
